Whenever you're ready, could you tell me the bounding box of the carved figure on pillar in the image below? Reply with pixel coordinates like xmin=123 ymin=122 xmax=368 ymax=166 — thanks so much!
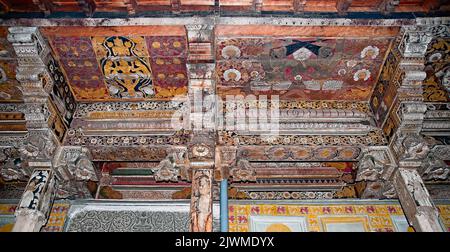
xmin=190 ymin=169 xmax=213 ymax=232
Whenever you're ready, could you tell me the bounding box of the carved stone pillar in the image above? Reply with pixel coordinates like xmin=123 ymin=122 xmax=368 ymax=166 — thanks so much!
xmin=8 ymin=27 xmax=59 ymax=231
xmin=389 ymin=26 xmax=444 ymax=232
xmin=12 ymin=168 xmax=55 ymax=232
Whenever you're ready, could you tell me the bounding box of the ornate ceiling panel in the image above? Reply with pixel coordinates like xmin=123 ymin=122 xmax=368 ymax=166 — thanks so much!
xmin=215 ymin=26 xmax=396 ymax=101
xmin=0 ymin=27 xmax=21 ymax=103
xmin=42 ymin=26 xmax=188 ymax=102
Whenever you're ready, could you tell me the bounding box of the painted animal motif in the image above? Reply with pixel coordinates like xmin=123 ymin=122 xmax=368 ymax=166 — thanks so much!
xmin=100 ymin=36 xmax=154 ymax=98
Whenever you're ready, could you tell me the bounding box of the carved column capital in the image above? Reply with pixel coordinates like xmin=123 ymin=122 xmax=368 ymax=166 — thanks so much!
xmin=53 ymin=146 xmax=97 ymax=182
xmin=420 ymin=145 xmax=450 ymax=181
xmin=399 ymin=26 xmax=433 ymax=58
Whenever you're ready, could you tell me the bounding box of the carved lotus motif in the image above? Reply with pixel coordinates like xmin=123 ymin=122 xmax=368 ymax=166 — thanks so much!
xmin=192 ymin=145 xmax=210 ymax=157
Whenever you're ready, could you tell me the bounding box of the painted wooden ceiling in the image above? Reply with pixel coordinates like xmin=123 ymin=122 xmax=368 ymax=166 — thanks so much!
xmin=0 ymin=24 xmax=448 ymax=103
xmin=0 ymin=0 xmax=448 ymax=16
xmin=43 ymin=26 xmax=188 ymax=101
xmin=215 ymin=25 xmax=398 ymax=101
xmin=0 ymin=27 xmax=21 ymax=103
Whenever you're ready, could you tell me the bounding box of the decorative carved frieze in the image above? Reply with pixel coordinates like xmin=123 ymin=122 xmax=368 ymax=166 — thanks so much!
xmin=0 ymin=147 xmax=30 ymax=181
xmin=420 ymin=145 xmax=450 ymax=181
xmin=230 ymin=159 xmax=256 ymax=182
xmin=73 ymin=101 xmax=186 ymax=119
xmin=219 ymin=130 xmax=386 ymax=146
xmin=53 ymin=146 xmax=97 ymax=182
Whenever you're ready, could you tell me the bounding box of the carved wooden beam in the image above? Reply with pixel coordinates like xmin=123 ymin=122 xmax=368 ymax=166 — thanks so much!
xmin=394 ymin=168 xmax=444 ymax=232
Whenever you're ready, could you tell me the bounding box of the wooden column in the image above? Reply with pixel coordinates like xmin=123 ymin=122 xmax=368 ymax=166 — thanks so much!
xmin=394 ymin=168 xmax=444 ymax=232
xmin=388 ymin=25 xmax=444 ymax=232
xmin=8 ymin=27 xmax=59 ymax=231
xmin=186 ymin=24 xmax=216 ymax=232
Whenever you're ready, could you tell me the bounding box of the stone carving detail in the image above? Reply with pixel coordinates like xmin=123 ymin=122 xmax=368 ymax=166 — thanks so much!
xmin=230 ymin=159 xmax=256 ymax=182
xmin=399 ymin=134 xmax=431 ymax=161
xmin=420 ymin=146 xmax=450 ymax=181
xmin=190 ymin=169 xmax=213 ymax=232
xmin=399 ymin=27 xmax=433 ymax=58
xmin=54 ymin=147 xmax=98 ymax=182
xmin=19 ymin=130 xmax=56 ymax=161
xmin=0 ymin=147 xmax=29 ymax=181
xmin=153 ymin=153 xmax=179 ymax=182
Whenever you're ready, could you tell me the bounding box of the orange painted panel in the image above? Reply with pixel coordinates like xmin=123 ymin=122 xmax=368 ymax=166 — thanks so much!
xmin=41 ymin=26 xmax=186 ymax=37
xmin=216 ymin=25 xmax=400 ymax=38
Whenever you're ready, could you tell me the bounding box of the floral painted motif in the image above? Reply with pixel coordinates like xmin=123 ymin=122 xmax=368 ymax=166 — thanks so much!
xmin=216 ymin=37 xmax=391 ymax=101
xmin=353 ymin=69 xmax=371 ymax=81
xmin=228 ymin=203 xmax=409 ymax=232
xmin=361 ymin=46 xmax=380 ymax=60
